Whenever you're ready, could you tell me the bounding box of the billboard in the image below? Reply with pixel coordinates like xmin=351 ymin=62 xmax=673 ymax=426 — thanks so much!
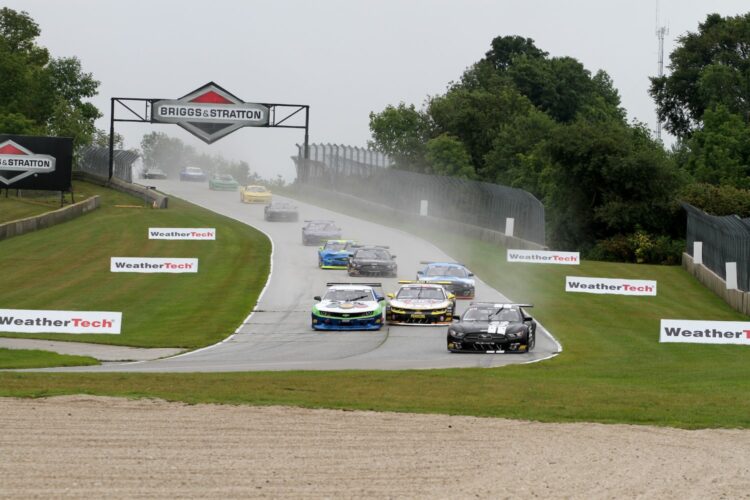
xmin=0 ymin=135 xmax=73 ymax=191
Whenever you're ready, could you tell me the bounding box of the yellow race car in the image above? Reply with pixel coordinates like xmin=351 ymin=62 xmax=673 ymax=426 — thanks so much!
xmin=240 ymin=185 xmax=272 ymax=204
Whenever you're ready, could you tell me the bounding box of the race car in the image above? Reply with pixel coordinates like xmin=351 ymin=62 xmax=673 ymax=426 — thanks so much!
xmin=347 ymin=245 xmax=397 ymax=277
xmin=386 ymin=281 xmax=455 ymax=325
xmin=264 ymin=201 xmax=299 ymax=222
xmin=416 ymin=261 xmax=475 ymax=299
xmin=240 ymin=185 xmax=272 ymax=204
xmin=179 ymin=166 xmax=207 ymax=182
xmin=209 ymin=173 xmax=239 ymax=191
xmin=311 ymin=282 xmax=385 ymax=331
xmin=318 ymin=240 xmax=357 ymax=269
xmin=302 ymin=220 xmax=342 ymax=246
xmin=447 ymin=303 xmax=536 ymax=353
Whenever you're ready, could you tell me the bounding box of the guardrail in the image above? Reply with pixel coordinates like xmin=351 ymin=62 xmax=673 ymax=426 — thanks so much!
xmin=0 ymin=195 xmax=100 ymax=242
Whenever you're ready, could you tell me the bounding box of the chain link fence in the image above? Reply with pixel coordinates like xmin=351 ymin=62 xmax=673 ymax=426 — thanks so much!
xmin=683 ymin=202 xmax=750 ymax=291
xmin=77 ymin=146 xmax=139 ymax=183
xmin=294 ymin=144 xmax=545 ymax=245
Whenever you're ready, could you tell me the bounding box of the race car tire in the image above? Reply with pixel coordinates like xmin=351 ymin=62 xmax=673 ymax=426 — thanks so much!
xmin=527 ymin=330 xmax=535 ymax=352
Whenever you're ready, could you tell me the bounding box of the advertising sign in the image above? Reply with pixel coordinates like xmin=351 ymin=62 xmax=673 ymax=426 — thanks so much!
xmin=151 ymin=82 xmax=269 ymax=143
xmin=0 ymin=135 xmax=73 ymax=191
xmin=148 ymin=228 xmax=216 ymax=240
xmin=111 ymin=257 xmax=199 ymax=273
xmin=507 ymin=249 xmax=580 ymax=265
xmin=660 ymin=319 xmax=750 ymax=346
xmin=566 ymin=277 xmax=657 ymax=296
xmin=0 ymin=309 xmax=121 ymax=334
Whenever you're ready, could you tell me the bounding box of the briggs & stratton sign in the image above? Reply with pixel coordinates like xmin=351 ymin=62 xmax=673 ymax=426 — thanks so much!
xmin=151 ymin=82 xmax=269 ymax=144
xmin=0 ymin=135 xmax=73 ymax=191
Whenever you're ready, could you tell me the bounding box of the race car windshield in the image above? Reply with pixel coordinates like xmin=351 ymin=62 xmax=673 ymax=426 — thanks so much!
xmin=356 ymin=249 xmax=390 ymax=259
xmin=397 ymin=287 xmax=445 ymax=300
xmin=426 ymin=266 xmax=468 ymax=277
xmin=325 ymin=242 xmax=347 ymax=251
xmin=324 ymin=289 xmax=372 ymax=302
xmin=310 ymin=223 xmax=335 ymax=231
xmin=217 ymin=175 xmax=233 ymax=181
xmin=463 ymin=308 xmax=495 ymax=321
xmin=247 ymin=186 xmax=266 ymax=192
xmin=491 ymin=308 xmax=522 ymax=322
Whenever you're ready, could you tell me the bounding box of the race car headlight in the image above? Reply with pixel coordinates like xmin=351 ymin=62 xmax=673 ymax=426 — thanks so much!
xmin=448 ymin=329 xmax=464 ymax=338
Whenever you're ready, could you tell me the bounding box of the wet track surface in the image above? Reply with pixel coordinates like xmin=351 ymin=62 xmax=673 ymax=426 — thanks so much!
xmin=54 ymin=179 xmax=560 ymax=372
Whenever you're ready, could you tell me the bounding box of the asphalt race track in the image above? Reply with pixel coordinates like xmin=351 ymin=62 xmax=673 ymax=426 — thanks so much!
xmin=55 ymin=179 xmax=560 ymax=372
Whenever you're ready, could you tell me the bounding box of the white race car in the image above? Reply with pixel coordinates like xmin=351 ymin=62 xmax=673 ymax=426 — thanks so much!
xmin=386 ymin=281 xmax=456 ymax=325
xmin=311 ymin=283 xmax=385 ymax=331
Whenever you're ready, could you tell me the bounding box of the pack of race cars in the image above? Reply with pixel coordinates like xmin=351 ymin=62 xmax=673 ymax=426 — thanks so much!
xmin=302 ymin=220 xmax=536 ymax=354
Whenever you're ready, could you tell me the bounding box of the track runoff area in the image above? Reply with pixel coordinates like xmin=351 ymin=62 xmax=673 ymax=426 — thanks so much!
xmin=53 ymin=178 xmax=561 ymax=373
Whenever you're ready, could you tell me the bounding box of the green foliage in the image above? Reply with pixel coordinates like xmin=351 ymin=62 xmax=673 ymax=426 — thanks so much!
xmin=0 ymin=348 xmax=98 ymax=369
xmin=650 ymin=12 xmax=750 ymax=139
xmin=424 ymin=134 xmax=475 ymax=179
xmin=683 ymin=105 xmax=750 ymax=188
xmin=0 ymin=8 xmax=100 ymax=147
xmin=367 ymin=103 xmax=432 ymax=171
xmin=588 ymin=232 xmax=684 ymax=265
xmin=679 ymin=182 xmax=750 ymax=217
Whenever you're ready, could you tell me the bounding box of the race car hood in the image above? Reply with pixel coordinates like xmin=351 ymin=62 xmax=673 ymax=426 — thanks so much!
xmin=319 ymin=249 xmax=351 ymax=258
xmin=452 ymin=320 xmax=525 ymax=334
xmin=305 ymin=229 xmax=340 ymax=237
xmin=316 ymin=300 xmax=380 ymax=314
xmin=389 ymin=298 xmax=451 ymax=310
xmin=351 ymin=258 xmax=393 ymax=265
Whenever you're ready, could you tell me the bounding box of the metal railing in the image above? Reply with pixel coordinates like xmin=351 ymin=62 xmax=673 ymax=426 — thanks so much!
xmin=77 ymin=146 xmax=139 ymax=183
xmin=293 ymin=144 xmax=546 ymax=245
xmin=683 ymin=202 xmax=750 ymax=291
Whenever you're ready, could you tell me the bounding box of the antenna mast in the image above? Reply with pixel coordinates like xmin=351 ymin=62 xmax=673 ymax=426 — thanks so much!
xmin=655 ymin=0 xmax=668 ymax=141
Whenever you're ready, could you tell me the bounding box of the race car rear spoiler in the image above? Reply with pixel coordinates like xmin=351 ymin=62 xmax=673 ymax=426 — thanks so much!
xmin=419 ymin=261 xmax=466 ymax=266
xmin=470 ymin=302 xmax=533 ymax=308
xmin=326 ymin=282 xmax=383 ymax=288
xmin=398 ymin=280 xmax=453 ymax=286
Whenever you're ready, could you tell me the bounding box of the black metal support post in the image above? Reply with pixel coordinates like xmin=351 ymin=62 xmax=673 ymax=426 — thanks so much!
xmin=108 ymin=97 xmax=115 ymax=181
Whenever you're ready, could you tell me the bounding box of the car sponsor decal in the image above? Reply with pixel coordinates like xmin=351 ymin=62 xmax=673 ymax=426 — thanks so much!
xmin=487 ymin=321 xmax=509 ymax=334
xmin=0 ymin=309 xmax=121 ymax=334
xmin=110 ymin=257 xmax=198 ymax=273
xmin=148 ymin=228 xmax=216 ymax=240
xmin=660 ymin=320 xmax=750 ymax=346
xmin=566 ymin=277 xmax=657 ymax=296
xmin=507 ymin=249 xmax=580 ymax=265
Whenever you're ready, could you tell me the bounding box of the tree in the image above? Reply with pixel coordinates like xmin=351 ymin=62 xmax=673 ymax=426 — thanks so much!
xmin=368 ymin=103 xmax=432 ymax=171
xmin=649 ymin=12 xmax=750 ymax=140
xmin=424 ymin=134 xmax=475 ymax=179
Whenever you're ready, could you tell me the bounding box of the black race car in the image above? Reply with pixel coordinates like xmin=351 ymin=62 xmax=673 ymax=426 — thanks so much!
xmin=347 ymin=245 xmax=397 ymax=277
xmin=302 ymin=220 xmax=341 ymax=245
xmin=264 ymin=201 xmax=299 ymax=222
xmin=447 ymin=303 xmax=536 ymax=353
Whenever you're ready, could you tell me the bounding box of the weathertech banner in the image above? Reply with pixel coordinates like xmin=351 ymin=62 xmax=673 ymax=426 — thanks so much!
xmin=566 ymin=277 xmax=657 ymax=296
xmin=507 ymin=249 xmax=580 ymax=265
xmin=111 ymin=257 xmax=199 ymax=273
xmin=0 ymin=135 xmax=73 ymax=190
xmin=660 ymin=320 xmax=750 ymax=346
xmin=151 ymin=82 xmax=269 ymax=144
xmin=0 ymin=309 xmax=121 ymax=334
xmin=148 ymin=228 xmax=216 ymax=240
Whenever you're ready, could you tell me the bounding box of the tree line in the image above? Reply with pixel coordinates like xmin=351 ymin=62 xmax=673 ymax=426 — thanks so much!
xmin=369 ymin=13 xmax=750 ymax=264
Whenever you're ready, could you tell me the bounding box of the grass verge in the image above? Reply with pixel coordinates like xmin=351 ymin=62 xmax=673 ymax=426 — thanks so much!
xmin=0 ymin=181 xmax=271 ymax=348
xmin=0 ymin=348 xmax=98 ymax=369
xmin=0 ymin=182 xmax=103 ymax=223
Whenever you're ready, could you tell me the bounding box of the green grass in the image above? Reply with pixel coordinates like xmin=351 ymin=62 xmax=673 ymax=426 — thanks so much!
xmin=0 ymin=348 xmax=98 ymax=369
xmin=1 ymin=185 xmax=749 ymax=429
xmin=0 ymin=181 xmax=271 ymax=348
xmin=0 ymin=182 xmax=103 ymax=223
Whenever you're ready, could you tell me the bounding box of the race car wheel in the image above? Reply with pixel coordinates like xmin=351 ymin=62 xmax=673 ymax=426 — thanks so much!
xmin=527 ymin=330 xmax=535 ymax=352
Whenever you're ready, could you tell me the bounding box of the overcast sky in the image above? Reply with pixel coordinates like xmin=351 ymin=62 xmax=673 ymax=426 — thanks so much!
xmin=6 ymin=0 xmax=750 ymax=180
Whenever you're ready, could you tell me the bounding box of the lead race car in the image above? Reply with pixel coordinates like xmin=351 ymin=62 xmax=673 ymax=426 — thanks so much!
xmin=318 ymin=240 xmax=357 ymax=269
xmin=386 ymin=281 xmax=455 ymax=325
xmin=311 ymin=283 xmax=385 ymax=331
xmin=417 ymin=261 xmax=475 ymax=299
xmin=447 ymin=303 xmax=536 ymax=353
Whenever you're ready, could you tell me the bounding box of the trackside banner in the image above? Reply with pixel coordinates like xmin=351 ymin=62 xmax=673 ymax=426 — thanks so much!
xmin=148 ymin=228 xmax=216 ymax=240
xmin=507 ymin=249 xmax=580 ymax=265
xmin=111 ymin=257 xmax=198 ymax=273
xmin=0 ymin=309 xmax=121 ymax=334
xmin=660 ymin=320 xmax=750 ymax=346
xmin=566 ymin=277 xmax=657 ymax=296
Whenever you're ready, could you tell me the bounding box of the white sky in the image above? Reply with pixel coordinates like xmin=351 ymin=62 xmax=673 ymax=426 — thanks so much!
xmin=5 ymin=0 xmax=750 ymax=180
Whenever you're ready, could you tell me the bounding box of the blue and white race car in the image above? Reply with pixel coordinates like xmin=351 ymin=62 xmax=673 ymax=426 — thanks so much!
xmin=318 ymin=240 xmax=357 ymax=269
xmin=416 ymin=261 xmax=475 ymax=299
xmin=311 ymin=283 xmax=385 ymax=331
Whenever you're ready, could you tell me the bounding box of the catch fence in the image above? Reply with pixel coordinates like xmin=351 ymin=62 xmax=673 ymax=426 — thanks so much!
xmin=683 ymin=202 xmax=750 ymax=291
xmin=294 ymin=144 xmax=546 ymax=245
xmin=77 ymin=146 xmax=139 ymax=183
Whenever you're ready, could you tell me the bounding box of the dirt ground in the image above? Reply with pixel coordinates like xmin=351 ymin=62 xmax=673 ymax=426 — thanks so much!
xmin=1 ymin=396 xmax=749 ymax=499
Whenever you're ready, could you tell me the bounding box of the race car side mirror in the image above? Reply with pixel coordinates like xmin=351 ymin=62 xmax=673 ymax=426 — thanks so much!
xmin=375 ymin=295 xmax=384 ymax=301
xmin=453 ymin=315 xmax=460 ymax=321
xmin=468 ymin=273 xmax=474 ymax=277
xmin=386 ymin=293 xmax=395 ymax=299
xmin=313 ymin=296 xmax=321 ymax=301
xmin=391 ymin=255 xmax=397 ymax=259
